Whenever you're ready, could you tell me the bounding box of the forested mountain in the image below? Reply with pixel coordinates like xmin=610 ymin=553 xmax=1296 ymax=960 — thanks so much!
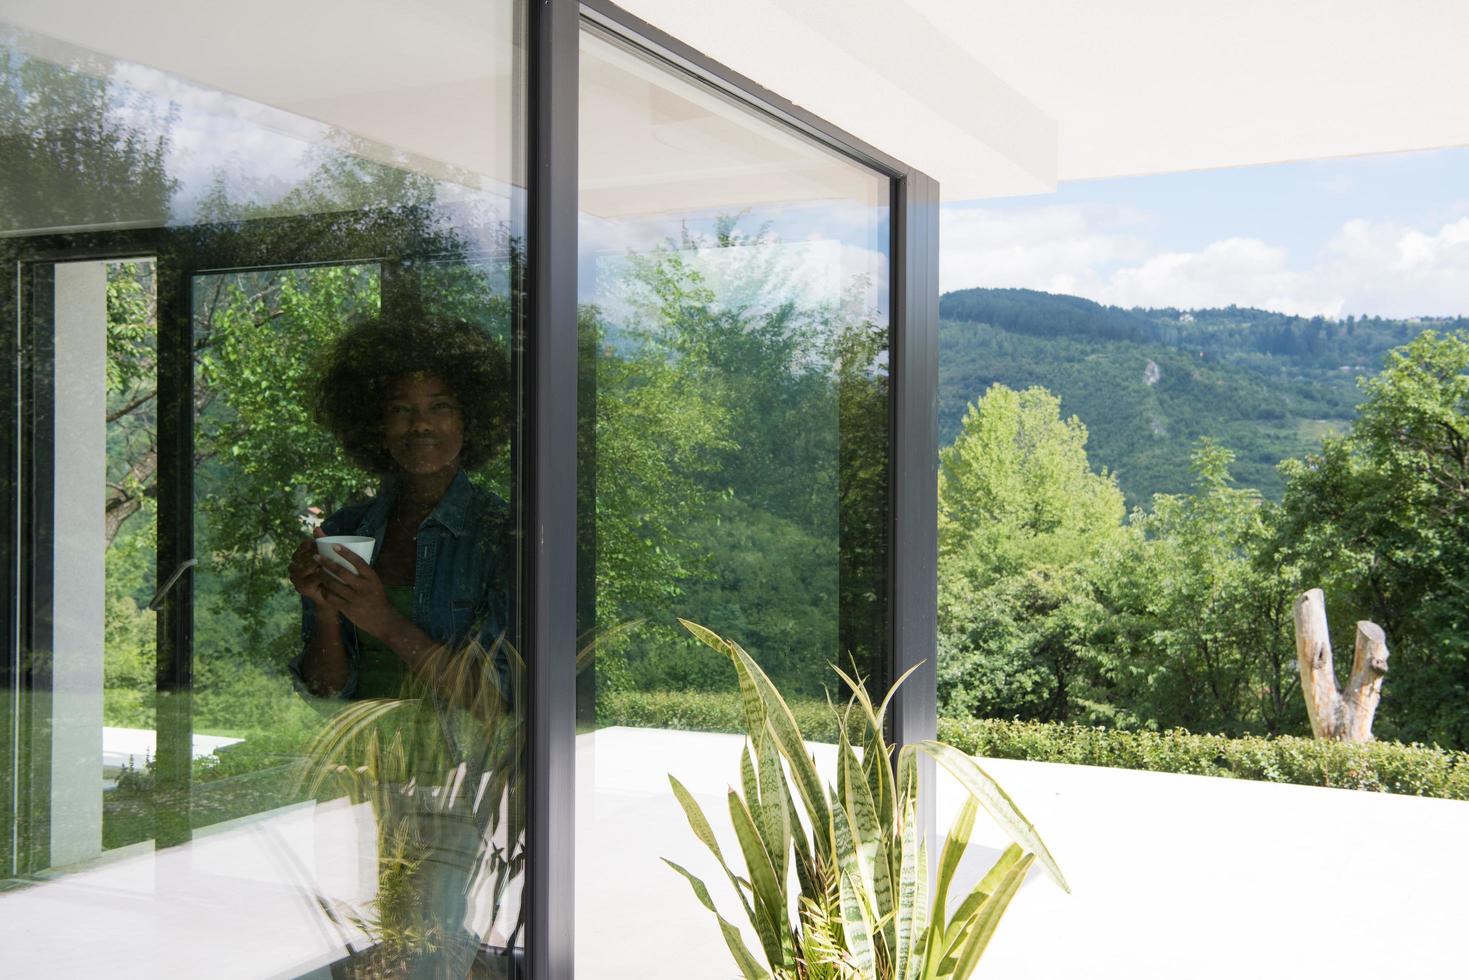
xmin=938 ymin=287 xmax=1466 ymax=502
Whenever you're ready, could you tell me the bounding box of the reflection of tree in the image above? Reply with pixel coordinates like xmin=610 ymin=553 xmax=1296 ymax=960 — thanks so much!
xmin=0 ymin=46 xmax=177 ymax=231
xmin=105 ymin=263 xmax=162 ymax=547
xmin=590 ymin=221 xmax=890 ymax=702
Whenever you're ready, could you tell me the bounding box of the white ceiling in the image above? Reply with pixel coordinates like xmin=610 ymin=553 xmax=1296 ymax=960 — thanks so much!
xmin=618 ymin=0 xmax=1469 ymax=199
xmin=4 ymin=0 xmax=1466 ymax=207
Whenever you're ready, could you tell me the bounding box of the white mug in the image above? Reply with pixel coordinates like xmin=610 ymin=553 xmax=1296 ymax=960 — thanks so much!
xmin=316 ymin=535 xmax=376 ymax=581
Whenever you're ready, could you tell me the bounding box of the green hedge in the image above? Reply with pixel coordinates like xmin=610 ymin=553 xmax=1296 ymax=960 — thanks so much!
xmin=939 ymin=716 xmax=1469 ymax=801
xmin=599 ymin=689 xmax=860 ymax=743
xmin=598 ymin=689 xmax=1469 ymax=801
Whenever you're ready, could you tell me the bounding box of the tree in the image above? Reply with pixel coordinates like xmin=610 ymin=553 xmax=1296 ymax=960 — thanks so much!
xmin=0 ymin=47 xmax=176 ymax=231
xmin=937 ymin=384 xmax=1127 ymax=721
xmin=939 ymin=385 xmax=1126 ymax=571
xmin=1271 ymin=330 xmax=1469 ymax=747
xmin=589 ymin=220 xmax=891 ymax=702
xmin=1096 ymin=442 xmax=1303 ymax=735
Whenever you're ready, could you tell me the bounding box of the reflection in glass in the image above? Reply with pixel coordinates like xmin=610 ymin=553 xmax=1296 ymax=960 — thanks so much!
xmin=1 ymin=6 xmax=527 ymax=977
xmin=576 ymin=27 xmax=891 ymax=977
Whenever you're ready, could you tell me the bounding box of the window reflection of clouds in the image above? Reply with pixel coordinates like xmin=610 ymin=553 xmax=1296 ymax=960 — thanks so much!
xmin=3 ymin=26 xmax=519 ymax=232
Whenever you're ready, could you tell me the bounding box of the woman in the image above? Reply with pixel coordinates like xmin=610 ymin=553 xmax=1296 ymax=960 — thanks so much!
xmin=287 ymin=310 xmax=517 ymax=977
xmin=288 ymin=311 xmax=513 ymax=703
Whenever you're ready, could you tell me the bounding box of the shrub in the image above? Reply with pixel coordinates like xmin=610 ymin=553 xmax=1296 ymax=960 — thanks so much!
xmin=598 ymin=687 xmax=861 ymax=743
xmin=599 ymin=689 xmax=1469 ymax=801
xmin=937 ymin=717 xmax=1469 ymax=801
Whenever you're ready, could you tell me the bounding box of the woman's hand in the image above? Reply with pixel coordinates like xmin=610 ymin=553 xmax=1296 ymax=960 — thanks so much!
xmin=317 ymin=544 xmax=406 ymax=640
xmin=288 ymin=528 xmax=330 ymax=608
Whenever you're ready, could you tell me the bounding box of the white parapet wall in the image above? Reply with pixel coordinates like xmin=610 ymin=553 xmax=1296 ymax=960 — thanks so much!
xmin=2 ymin=727 xmax=1464 ymax=976
xmin=578 ymin=726 xmax=1469 ymax=979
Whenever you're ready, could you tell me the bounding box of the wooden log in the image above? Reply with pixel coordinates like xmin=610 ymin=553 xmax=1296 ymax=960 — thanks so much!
xmin=1293 ymin=589 xmax=1343 ymax=739
xmin=1343 ymin=621 xmax=1390 ymax=742
xmin=1292 ymin=589 xmax=1390 ymax=742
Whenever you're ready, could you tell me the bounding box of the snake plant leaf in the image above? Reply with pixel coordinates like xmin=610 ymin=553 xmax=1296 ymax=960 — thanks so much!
xmin=908 ymin=836 xmax=929 ymax=980
xmin=670 ymin=775 xmax=759 ymax=929
xmin=931 ymin=795 xmax=978 ymax=937
xmin=840 ymin=729 xmax=894 ymax=954
xmin=678 ymin=617 xmax=729 ymax=655
xmin=741 ymin=743 xmax=761 ymax=826
xmin=839 ymin=871 xmax=878 ymax=979
xmin=894 ymin=800 xmax=921 ymax=980
xmin=832 ymin=787 xmax=890 ymax=969
xmin=914 ymin=740 xmax=1069 ymax=893
xmin=974 ymin=843 xmax=1025 ymax=900
xmin=946 ymin=853 xmax=1036 ymax=979
xmin=875 ymin=661 xmax=925 ymax=730
xmin=664 ymin=859 xmax=772 ymax=980
xmin=786 ymin=785 xmax=820 ymax=901
xmin=296 ymin=697 xmax=412 ymax=794
xmin=754 ymin=730 xmax=792 ymax=884
xmin=670 ymin=775 xmax=729 ymax=864
xmin=829 ymin=662 xmax=896 ymax=839
xmin=680 ymin=620 xmax=833 ymax=857
xmin=895 ymin=745 xmax=919 ymax=813
xmin=728 ymin=788 xmax=793 ymax=969
xmin=932 ymin=848 xmax=1034 ymax=977
xmin=941 ymin=845 xmax=1022 ymax=955
xmin=733 ymin=637 xmax=833 ymax=855
xmin=680 ymin=618 xmax=766 ymax=737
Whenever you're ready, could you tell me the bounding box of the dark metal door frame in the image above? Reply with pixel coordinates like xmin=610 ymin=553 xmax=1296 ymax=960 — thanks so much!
xmin=525 ymin=3 xmax=941 ymax=976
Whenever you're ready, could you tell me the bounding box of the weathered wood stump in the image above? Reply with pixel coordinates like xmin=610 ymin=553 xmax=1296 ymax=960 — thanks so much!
xmin=1292 ymin=588 xmax=1389 ymax=741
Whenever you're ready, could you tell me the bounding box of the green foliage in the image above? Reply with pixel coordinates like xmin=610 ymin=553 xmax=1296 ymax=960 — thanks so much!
xmin=590 ymin=222 xmax=889 ymax=704
xmin=1090 ymin=443 xmax=1304 ymax=736
xmin=937 ymin=384 xmax=1125 ymax=723
xmin=193 ymin=264 xmax=382 ymax=666
xmin=935 ymin=326 xmax=1469 ymax=749
xmin=937 ymin=717 xmax=1469 ymax=801
xmin=667 ymin=622 xmax=1065 ymax=980
xmin=939 ymin=384 xmax=1126 ymax=571
xmin=1269 ymin=329 xmax=1469 ymax=747
xmin=0 ymin=46 xmax=177 ymax=230
xmin=598 ymin=688 xmax=859 ymax=744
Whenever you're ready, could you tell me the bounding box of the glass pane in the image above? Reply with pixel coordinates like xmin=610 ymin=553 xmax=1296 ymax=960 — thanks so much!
xmin=1 ymin=5 xmax=528 ymax=977
xmin=575 ymin=27 xmax=892 ymax=976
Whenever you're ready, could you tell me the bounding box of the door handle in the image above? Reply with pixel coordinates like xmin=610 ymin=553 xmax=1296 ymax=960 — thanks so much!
xmin=148 ymin=559 xmax=198 ymax=611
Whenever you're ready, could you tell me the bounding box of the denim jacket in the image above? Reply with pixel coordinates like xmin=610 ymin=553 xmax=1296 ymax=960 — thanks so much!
xmin=289 ymin=470 xmax=513 ymax=700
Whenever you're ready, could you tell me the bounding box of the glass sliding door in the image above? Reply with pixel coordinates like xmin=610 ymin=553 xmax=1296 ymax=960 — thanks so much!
xmin=575 ymin=24 xmax=893 ymax=976
xmin=1 ymin=5 xmax=529 ymax=976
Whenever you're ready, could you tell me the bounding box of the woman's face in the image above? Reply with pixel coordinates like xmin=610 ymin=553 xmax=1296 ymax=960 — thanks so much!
xmin=382 ymin=373 xmax=465 ymax=477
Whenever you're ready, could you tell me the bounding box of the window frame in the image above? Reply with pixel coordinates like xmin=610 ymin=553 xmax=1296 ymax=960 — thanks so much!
xmin=524 ymin=3 xmax=940 ymax=976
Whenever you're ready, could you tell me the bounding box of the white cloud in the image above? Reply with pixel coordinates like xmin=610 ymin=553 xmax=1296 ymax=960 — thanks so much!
xmin=1097 ymin=237 xmax=1342 ymax=317
xmin=943 ymin=204 xmax=1469 ymax=318
xmin=940 ymin=204 xmax=1149 ymax=296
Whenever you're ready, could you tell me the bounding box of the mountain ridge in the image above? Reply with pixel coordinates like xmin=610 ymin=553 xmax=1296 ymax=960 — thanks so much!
xmin=937 ymin=287 xmax=1465 ymax=504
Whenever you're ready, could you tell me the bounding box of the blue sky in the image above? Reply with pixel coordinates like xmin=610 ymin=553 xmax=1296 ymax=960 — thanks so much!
xmin=940 ymin=147 xmax=1469 ymax=319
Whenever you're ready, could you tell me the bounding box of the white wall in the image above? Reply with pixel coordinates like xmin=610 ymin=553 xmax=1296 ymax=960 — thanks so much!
xmin=49 ymin=259 xmax=108 ymax=867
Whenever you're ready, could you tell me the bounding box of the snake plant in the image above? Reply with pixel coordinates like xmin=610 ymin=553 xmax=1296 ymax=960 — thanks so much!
xmin=667 ymin=620 xmax=1069 ymax=980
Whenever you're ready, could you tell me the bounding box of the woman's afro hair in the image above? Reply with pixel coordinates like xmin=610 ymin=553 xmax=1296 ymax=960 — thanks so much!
xmin=314 ymin=308 xmax=511 ymax=476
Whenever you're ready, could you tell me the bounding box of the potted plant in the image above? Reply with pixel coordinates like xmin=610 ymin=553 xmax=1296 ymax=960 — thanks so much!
xmin=666 ymin=620 xmax=1069 ymax=979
